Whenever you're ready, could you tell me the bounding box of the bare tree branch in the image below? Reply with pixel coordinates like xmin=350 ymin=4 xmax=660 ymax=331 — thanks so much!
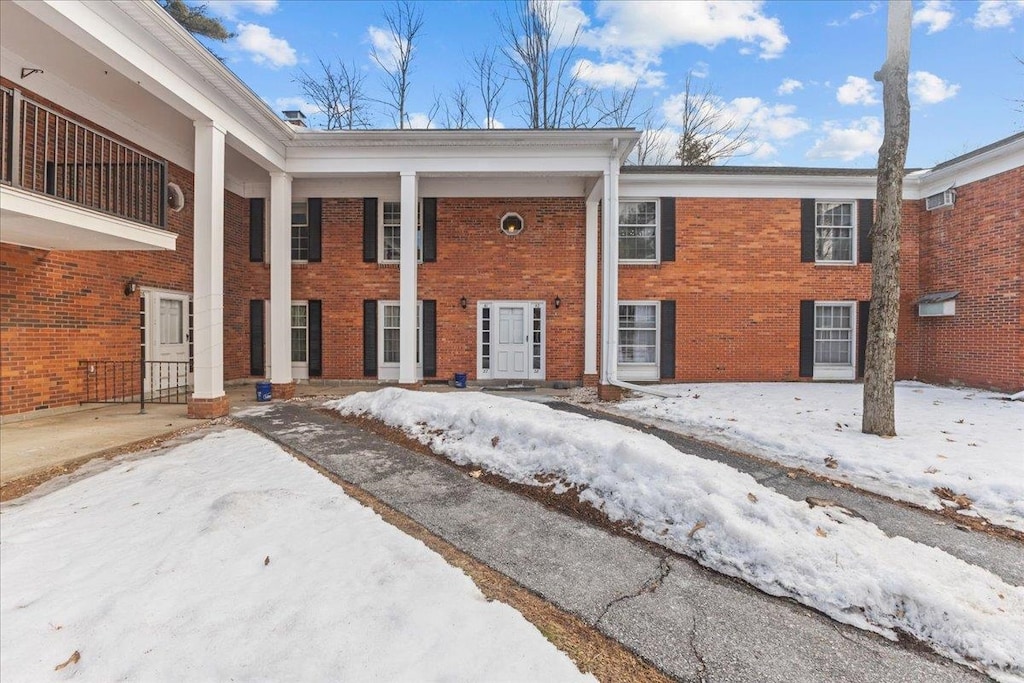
xmin=472 ymin=47 xmax=508 ymax=128
xmin=296 ymin=58 xmax=373 ymax=130
xmin=439 ymin=83 xmax=477 ymax=129
xmin=629 ymin=110 xmax=672 ymax=165
xmin=371 ymin=0 xmax=424 ymax=129
xmin=673 ymin=72 xmax=754 ymax=165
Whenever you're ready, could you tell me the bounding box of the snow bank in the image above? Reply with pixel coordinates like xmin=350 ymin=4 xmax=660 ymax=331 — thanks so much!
xmin=614 ymin=382 xmax=1024 ymax=531
xmin=332 ymin=388 xmax=1024 ymax=682
xmin=0 ymin=429 xmax=593 ymax=683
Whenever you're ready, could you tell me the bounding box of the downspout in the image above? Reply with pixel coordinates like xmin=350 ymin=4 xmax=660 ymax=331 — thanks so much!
xmin=603 ymin=138 xmax=677 ymax=400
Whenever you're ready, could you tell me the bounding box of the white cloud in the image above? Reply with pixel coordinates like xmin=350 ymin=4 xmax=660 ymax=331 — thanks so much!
xmin=484 ymin=117 xmax=506 ymax=130
xmin=208 ymin=0 xmax=277 ymax=20
xmin=913 ymin=0 xmax=955 ymax=33
xmin=827 ymin=1 xmax=880 ymax=26
xmin=777 ymin=78 xmax=803 ymax=95
xmin=407 ymin=113 xmax=435 ymax=129
xmin=273 ymin=97 xmax=319 ymax=117
xmin=235 ymin=23 xmax=296 ymax=68
xmin=586 ymin=1 xmax=789 ymax=60
xmin=573 ymin=58 xmax=665 ymax=88
xmin=836 ymin=76 xmax=879 ymax=106
xmin=691 ymin=61 xmax=710 ymax=78
xmin=807 ymin=117 xmax=882 ymax=161
xmin=546 ymin=0 xmax=590 ymax=48
xmin=909 ymin=71 xmax=960 ymax=104
xmin=972 ymin=0 xmax=1024 ymax=28
xmin=367 ymin=25 xmax=407 ymax=71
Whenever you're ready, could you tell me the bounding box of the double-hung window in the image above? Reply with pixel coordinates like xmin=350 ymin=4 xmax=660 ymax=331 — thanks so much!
xmin=814 ymin=302 xmax=855 ymax=379
xmin=291 ymin=200 xmax=309 ymax=262
xmin=815 ymin=201 xmax=855 ymax=263
xmin=291 ymin=303 xmax=308 ymax=363
xmin=618 ymin=302 xmax=659 ymax=380
xmin=618 ymin=200 xmax=658 ymax=262
xmin=380 ymin=201 xmax=422 ymax=263
xmin=378 ymin=301 xmax=422 ymax=378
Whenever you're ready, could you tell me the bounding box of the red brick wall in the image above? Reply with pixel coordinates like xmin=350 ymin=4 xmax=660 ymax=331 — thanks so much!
xmin=287 ymin=197 xmax=586 ymax=382
xmin=224 ymin=194 xmax=269 ymax=380
xmin=916 ymin=168 xmax=1023 ymax=391
xmin=618 ymin=198 xmax=921 ymax=382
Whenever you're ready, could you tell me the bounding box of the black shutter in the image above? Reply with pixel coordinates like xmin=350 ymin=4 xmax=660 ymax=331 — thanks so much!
xmin=363 ymin=300 xmax=378 ymax=377
xmin=800 ymin=199 xmax=816 ymax=262
xmin=660 ymin=197 xmax=676 ymax=262
xmin=363 ymin=198 xmax=378 ymax=262
xmin=249 ymin=300 xmax=265 ymax=376
xmin=308 ymin=300 xmax=323 ymax=377
xmin=858 ymin=199 xmax=874 ymax=263
xmin=423 ymin=299 xmax=437 ymax=377
xmin=659 ymin=300 xmax=676 ymax=379
xmin=857 ymin=300 xmax=870 ymax=379
xmin=249 ymin=198 xmax=265 ymax=262
xmin=799 ymin=300 xmax=815 ymax=377
xmin=422 ymin=198 xmax=437 ymax=263
xmin=307 ymin=198 xmax=322 ymax=263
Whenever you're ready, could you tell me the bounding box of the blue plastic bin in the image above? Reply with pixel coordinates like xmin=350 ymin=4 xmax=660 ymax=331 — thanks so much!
xmin=453 ymin=373 xmax=467 ymax=389
xmin=256 ymin=381 xmax=272 ymax=402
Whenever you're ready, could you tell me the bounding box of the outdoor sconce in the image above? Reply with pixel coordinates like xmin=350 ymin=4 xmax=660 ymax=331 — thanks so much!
xmin=554 ymin=296 xmax=562 ymax=309
xmin=124 ymin=279 xmax=138 ymax=296
xmin=460 ymin=296 xmax=468 ymax=309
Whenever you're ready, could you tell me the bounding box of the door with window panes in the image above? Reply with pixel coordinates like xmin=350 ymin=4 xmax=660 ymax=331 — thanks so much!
xmin=144 ymin=289 xmax=192 ymax=395
xmin=478 ymin=301 xmax=545 ymax=381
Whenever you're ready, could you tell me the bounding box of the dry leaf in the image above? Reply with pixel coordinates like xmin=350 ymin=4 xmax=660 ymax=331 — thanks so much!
xmin=491 ymin=436 xmax=500 ymax=447
xmin=786 ymin=472 xmax=798 ymax=479
xmin=687 ymin=520 xmax=707 ymax=538
xmin=264 ymin=556 xmax=270 ymax=566
xmin=815 ymin=527 xmax=827 ymax=538
xmin=824 ymin=456 xmax=839 ymax=469
xmin=933 ymin=486 xmax=973 ymax=509
xmin=923 ymin=466 xmax=938 ymax=474
xmin=747 ymin=492 xmax=758 ymax=503
xmin=55 ymin=651 xmax=80 ymax=672
xmin=936 ymin=454 xmax=948 ymax=460
xmin=469 ymin=470 xmax=482 ymax=479
xmin=794 ymin=397 xmax=801 ymax=401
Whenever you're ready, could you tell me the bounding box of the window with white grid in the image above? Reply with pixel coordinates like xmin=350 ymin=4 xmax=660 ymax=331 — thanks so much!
xmin=814 ymin=303 xmax=853 ymax=366
xmin=291 ymin=303 xmax=308 ymax=363
xmin=618 ymin=200 xmax=658 ymax=262
xmin=380 ymin=301 xmax=421 ymax=366
xmin=815 ymin=201 xmax=855 ymax=263
xmin=618 ymin=303 xmax=658 ymax=364
xmin=380 ymin=201 xmax=422 ymax=263
xmin=291 ymin=200 xmax=309 ymax=262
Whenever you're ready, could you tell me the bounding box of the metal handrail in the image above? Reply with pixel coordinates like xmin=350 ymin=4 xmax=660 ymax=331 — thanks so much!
xmin=79 ymin=359 xmax=191 ymax=409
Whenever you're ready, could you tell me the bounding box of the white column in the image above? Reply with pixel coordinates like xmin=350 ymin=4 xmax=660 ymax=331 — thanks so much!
xmin=600 ymin=163 xmax=620 ymax=384
xmin=584 ymin=199 xmax=599 ymax=375
xmin=399 ymin=171 xmax=418 ymax=384
xmin=192 ymin=121 xmax=226 ymax=399
xmin=269 ymin=172 xmax=293 ymax=385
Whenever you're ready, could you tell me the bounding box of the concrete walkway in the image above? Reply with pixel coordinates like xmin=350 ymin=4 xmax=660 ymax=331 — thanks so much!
xmin=238 ymin=400 xmax=988 ymax=683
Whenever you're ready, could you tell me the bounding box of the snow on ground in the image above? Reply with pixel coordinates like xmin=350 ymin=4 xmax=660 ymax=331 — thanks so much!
xmin=333 ymin=388 xmax=1024 ymax=683
xmin=0 ymin=429 xmax=593 ymax=683
xmin=610 ymin=381 xmax=1024 ymax=532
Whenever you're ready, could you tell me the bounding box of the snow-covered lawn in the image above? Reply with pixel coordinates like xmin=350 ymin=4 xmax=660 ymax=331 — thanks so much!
xmin=612 ymin=381 xmax=1024 ymax=532
xmin=0 ymin=429 xmax=592 ymax=683
xmin=333 ymin=388 xmax=1024 ymax=683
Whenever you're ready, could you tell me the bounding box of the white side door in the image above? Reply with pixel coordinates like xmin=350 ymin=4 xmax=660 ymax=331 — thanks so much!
xmin=494 ymin=305 xmax=529 ymax=379
xmin=145 ymin=290 xmax=191 ymax=393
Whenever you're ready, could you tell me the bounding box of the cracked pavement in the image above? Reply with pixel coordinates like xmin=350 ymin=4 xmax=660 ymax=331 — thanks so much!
xmin=238 ymin=401 xmax=985 ymax=682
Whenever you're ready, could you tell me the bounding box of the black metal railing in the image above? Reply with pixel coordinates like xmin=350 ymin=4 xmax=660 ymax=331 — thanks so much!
xmin=79 ymin=360 xmax=191 ymax=409
xmin=0 ymin=87 xmax=167 ymax=228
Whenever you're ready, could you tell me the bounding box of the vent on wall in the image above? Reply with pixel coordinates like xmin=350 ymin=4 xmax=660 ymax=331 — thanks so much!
xmin=925 ymin=189 xmax=956 ymax=211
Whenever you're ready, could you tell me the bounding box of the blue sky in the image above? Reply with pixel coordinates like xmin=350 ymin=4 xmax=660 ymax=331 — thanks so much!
xmin=199 ymin=0 xmax=1024 ymax=168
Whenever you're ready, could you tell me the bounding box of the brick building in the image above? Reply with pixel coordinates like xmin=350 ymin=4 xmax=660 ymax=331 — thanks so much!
xmin=1 ymin=1 xmax=1021 ymax=419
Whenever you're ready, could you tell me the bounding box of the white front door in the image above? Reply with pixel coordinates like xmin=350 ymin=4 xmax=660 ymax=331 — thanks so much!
xmin=479 ymin=301 xmax=544 ymax=381
xmin=496 ymin=305 xmax=529 ymax=378
xmin=145 ymin=290 xmax=191 ymax=394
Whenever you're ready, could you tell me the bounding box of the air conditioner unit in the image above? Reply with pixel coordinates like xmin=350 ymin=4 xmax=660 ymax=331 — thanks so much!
xmin=925 ymin=190 xmax=956 ymax=211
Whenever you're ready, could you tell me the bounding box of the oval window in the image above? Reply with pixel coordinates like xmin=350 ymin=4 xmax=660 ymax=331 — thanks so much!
xmin=167 ymin=183 xmax=186 ymax=213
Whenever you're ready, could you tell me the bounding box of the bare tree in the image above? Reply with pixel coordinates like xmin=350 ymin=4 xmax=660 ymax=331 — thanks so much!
xmin=862 ymin=0 xmax=912 ymax=437
xmin=296 ymin=58 xmax=373 ymax=130
xmin=439 ymin=83 xmax=477 ymax=129
xmin=472 ymin=47 xmax=508 ymax=128
xmin=593 ymin=81 xmax=644 ymax=128
xmin=498 ymin=0 xmax=587 ymax=129
xmin=371 ymin=0 xmax=424 ymax=129
xmin=629 ymin=111 xmax=673 ymax=165
xmin=673 ymin=72 xmax=753 ymax=165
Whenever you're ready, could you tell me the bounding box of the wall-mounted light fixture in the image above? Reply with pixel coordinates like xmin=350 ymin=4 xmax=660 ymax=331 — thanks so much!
xmin=554 ymin=296 xmax=562 ymax=309
xmin=124 ymin=279 xmax=138 ymax=297
xmin=460 ymin=296 xmax=468 ymax=309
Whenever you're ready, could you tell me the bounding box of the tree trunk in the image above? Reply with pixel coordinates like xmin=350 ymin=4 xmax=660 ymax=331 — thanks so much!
xmin=863 ymin=1 xmax=912 ymax=436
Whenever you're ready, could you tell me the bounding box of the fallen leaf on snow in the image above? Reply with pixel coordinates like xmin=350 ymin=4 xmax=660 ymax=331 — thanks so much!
xmin=687 ymin=520 xmax=706 ymax=538
xmin=469 ymin=470 xmax=482 ymax=479
xmin=747 ymin=493 xmax=758 ymax=503
xmin=264 ymin=556 xmax=270 ymax=566
xmin=55 ymin=651 xmax=80 ymax=671
xmin=923 ymin=466 xmax=938 ymax=474
xmin=815 ymin=527 xmax=828 ymax=537
xmin=491 ymin=436 xmax=500 ymax=447
xmin=824 ymin=456 xmax=839 ymax=469
xmin=933 ymin=486 xmax=973 ymax=509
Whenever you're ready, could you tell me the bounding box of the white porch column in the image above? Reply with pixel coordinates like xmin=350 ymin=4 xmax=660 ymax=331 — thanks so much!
xmin=600 ymin=163 xmax=620 ymax=385
xmin=269 ymin=172 xmax=293 ymax=386
xmin=584 ymin=198 xmax=599 ymax=375
xmin=399 ymin=171 xmax=418 ymax=384
xmin=191 ymin=121 xmax=226 ymax=404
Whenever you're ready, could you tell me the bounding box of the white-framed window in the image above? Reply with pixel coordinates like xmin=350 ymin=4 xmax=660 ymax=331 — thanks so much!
xmin=815 ymin=200 xmax=856 ymax=264
xmin=378 ymin=301 xmax=422 ymax=380
xmin=158 ymin=298 xmax=184 ymax=345
xmin=291 ymin=301 xmax=309 ymax=380
xmin=291 ymin=200 xmax=309 ymax=262
xmin=380 ymin=200 xmax=423 ymax=263
xmin=618 ymin=301 xmax=659 ymax=381
xmin=618 ymin=200 xmax=659 ymax=262
xmin=813 ymin=301 xmax=855 ymax=380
